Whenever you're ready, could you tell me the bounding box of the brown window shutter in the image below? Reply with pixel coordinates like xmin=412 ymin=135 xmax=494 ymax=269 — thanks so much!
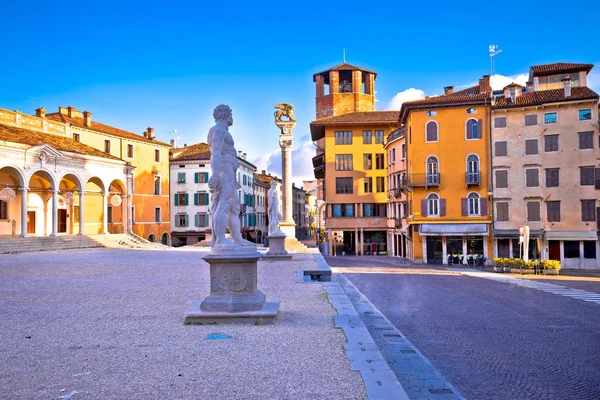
xmin=477 ymin=119 xmax=483 ymax=138
xmin=461 ymin=198 xmax=468 ymax=216
xmin=480 ymin=198 xmax=488 ymax=216
xmin=595 ymin=168 xmax=600 ymax=190
xmin=421 ymin=199 xmax=428 ymax=217
xmin=440 ymin=199 xmax=446 ymax=216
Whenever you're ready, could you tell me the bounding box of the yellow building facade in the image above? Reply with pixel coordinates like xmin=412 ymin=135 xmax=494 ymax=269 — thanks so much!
xmin=399 ymin=79 xmax=493 ymax=264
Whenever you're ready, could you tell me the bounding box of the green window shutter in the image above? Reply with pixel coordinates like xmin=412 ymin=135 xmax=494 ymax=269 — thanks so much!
xmin=205 ymin=172 xmax=209 ymax=182
xmin=174 ymin=194 xmax=179 ymax=206
xmin=185 ymin=215 xmax=189 ymax=227
xmin=206 ymin=193 xmax=210 ymax=205
xmin=185 ymin=194 xmax=189 ymax=206
xmin=194 ymin=193 xmax=198 ymax=206
xmin=194 ymin=173 xmax=199 ymax=183
xmin=194 ymin=214 xmax=198 ymax=227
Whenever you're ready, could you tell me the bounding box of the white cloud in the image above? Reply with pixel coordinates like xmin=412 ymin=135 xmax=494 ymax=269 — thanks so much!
xmin=490 ymin=73 xmax=528 ymax=90
xmin=384 ymin=88 xmax=426 ymax=110
xmin=250 ymin=139 xmax=316 ymax=187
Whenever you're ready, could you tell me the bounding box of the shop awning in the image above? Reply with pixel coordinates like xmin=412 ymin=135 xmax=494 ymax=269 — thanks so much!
xmin=493 ymin=229 xmax=544 ymax=239
xmin=420 ymin=224 xmax=488 ymax=236
xmin=545 ymin=230 xmax=598 ymax=241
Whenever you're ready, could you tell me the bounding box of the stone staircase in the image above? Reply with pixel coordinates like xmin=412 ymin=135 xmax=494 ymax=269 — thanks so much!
xmin=0 ymin=234 xmax=169 ymax=254
xmin=285 ymin=237 xmax=319 ymax=253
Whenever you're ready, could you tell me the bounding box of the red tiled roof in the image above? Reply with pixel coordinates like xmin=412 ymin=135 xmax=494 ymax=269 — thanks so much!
xmin=398 ymin=85 xmax=492 ymax=123
xmin=530 ymin=62 xmax=594 ymax=76
xmin=46 ymin=112 xmax=170 ymax=147
xmin=170 ymin=142 xmax=210 ymax=161
xmin=313 ymin=63 xmax=377 ymax=79
xmin=0 ymin=124 xmax=122 ymax=161
xmin=311 ymin=111 xmax=399 ymax=125
xmin=493 ymin=86 xmax=598 ymax=109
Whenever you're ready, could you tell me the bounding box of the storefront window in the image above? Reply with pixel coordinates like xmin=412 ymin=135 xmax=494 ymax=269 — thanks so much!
xmin=583 ymin=241 xmax=596 ymax=259
xmin=446 ymin=237 xmax=463 ymax=255
xmin=497 ymin=239 xmax=510 ymax=258
xmin=564 ymin=241 xmax=580 ymax=258
xmin=467 ymin=236 xmax=484 ymax=256
xmin=528 ymin=239 xmax=541 ymax=260
xmin=512 ymin=239 xmax=520 ymax=258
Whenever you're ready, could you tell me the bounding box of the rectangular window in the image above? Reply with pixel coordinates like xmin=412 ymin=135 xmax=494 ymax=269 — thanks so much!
xmin=196 ymin=192 xmax=209 ymax=205
xmin=525 ymin=139 xmax=539 ymax=155
xmin=332 ymin=204 xmax=354 ymax=217
xmin=526 ymin=169 xmax=539 ymax=187
xmin=0 ymin=200 xmax=7 ymax=219
xmin=375 ymin=130 xmax=384 ymax=144
xmin=155 ymin=149 xmax=160 ymax=162
xmin=376 ymin=177 xmax=385 ymax=192
xmin=375 ymin=153 xmax=385 ymax=169
xmin=335 ymin=131 xmax=352 ymax=145
xmin=364 ymin=177 xmax=373 ymax=193
xmin=578 ymin=132 xmax=594 ymax=150
xmin=579 ymin=109 xmax=592 ymax=121
xmin=178 ymin=172 xmax=186 ymax=184
xmin=544 ymin=112 xmax=557 ymax=124
xmin=363 ymin=154 xmax=372 ymax=170
xmin=564 ymin=241 xmax=580 ymax=258
xmin=363 ymin=203 xmax=386 ymax=217
xmin=546 ymin=201 xmax=561 ymax=222
xmin=544 ymin=135 xmax=559 ymax=152
xmin=73 ymin=133 xmax=80 ymax=142
xmin=494 ymin=116 xmax=507 ymax=128
xmin=583 ymin=241 xmax=596 ymax=259
xmin=391 ymin=148 xmax=396 ymax=163
xmin=545 ymin=168 xmax=559 ymax=187
xmin=195 ymin=213 xmax=208 ymax=227
xmin=495 ymin=170 xmax=509 ymax=189
xmin=154 ymin=207 xmax=161 ymax=223
xmin=176 ymin=214 xmax=188 ymax=227
xmin=524 ymin=114 xmax=538 ymax=126
xmin=580 ymin=167 xmax=595 ymax=186
xmin=335 ymin=177 xmax=353 ymax=194
xmin=195 ymin=172 xmax=209 ymax=183
xmin=104 ymin=139 xmax=111 ymax=153
xmin=154 ymin=176 xmax=161 ymax=195
xmin=127 ymin=144 xmax=134 ymax=158
xmin=363 ymin=130 xmax=372 ymax=144
xmin=401 ymin=144 xmax=406 ymax=159
xmin=106 ymin=206 xmax=113 ymax=224
xmin=496 ymin=202 xmax=509 ymax=222
xmin=494 ymin=141 xmax=508 ymax=157
xmin=527 ymin=201 xmax=541 ymax=222
xmin=335 ymin=154 xmax=353 ymax=171
xmin=131 ymin=206 xmax=135 ymax=224
xmin=581 ymin=200 xmax=596 ymax=221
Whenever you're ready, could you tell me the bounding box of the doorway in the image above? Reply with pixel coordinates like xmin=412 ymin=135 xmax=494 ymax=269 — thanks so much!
xmin=549 ymin=240 xmax=560 ymax=261
xmin=426 ymin=236 xmax=443 ymax=264
xmin=27 ymin=211 xmax=36 ymax=234
xmin=58 ymin=209 xmax=67 ymax=233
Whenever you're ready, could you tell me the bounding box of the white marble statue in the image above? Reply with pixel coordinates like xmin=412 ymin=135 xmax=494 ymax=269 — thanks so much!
xmin=268 ymin=180 xmax=284 ymax=236
xmin=207 ymin=105 xmax=254 ymax=249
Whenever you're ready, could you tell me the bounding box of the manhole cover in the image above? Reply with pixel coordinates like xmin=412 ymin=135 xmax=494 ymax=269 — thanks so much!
xmin=205 ymin=333 xmax=232 ymax=340
xmin=429 ymin=388 xmax=454 ymax=394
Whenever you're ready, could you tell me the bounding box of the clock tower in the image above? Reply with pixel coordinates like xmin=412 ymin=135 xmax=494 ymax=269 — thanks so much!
xmin=313 ymin=63 xmax=376 ymax=119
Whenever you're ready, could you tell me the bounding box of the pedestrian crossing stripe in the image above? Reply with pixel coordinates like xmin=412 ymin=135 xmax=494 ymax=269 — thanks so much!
xmin=449 ymin=269 xmax=600 ymax=305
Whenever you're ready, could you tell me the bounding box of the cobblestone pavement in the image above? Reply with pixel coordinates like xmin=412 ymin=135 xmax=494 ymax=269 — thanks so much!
xmin=327 ymin=256 xmax=600 ymax=400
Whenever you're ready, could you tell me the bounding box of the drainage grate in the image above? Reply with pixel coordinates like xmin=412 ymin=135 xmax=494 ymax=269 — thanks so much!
xmin=400 ymin=350 xmax=416 ymax=354
xmin=429 ymin=388 xmax=454 ymax=395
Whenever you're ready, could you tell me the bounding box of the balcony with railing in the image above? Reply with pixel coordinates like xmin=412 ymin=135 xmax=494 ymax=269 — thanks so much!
xmin=407 ymin=173 xmax=440 ymax=189
xmin=466 ymin=171 xmax=480 ymax=187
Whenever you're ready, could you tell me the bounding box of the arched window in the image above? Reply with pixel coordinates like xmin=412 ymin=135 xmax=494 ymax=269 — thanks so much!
xmin=466 ymin=154 xmax=479 ymax=184
xmin=468 ymin=192 xmax=480 ymax=216
xmin=425 ymin=121 xmax=438 ymax=142
xmin=426 ymin=156 xmax=439 ymax=184
xmin=148 ymin=234 xmax=156 ymax=242
xmin=427 ymin=193 xmax=440 ymax=216
xmin=466 ymin=118 xmax=478 ymax=139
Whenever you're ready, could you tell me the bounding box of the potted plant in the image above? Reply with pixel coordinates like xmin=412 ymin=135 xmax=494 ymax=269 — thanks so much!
xmin=492 ymin=258 xmax=504 ymax=273
xmin=521 ymin=260 xmax=537 ymax=274
xmin=511 ymin=258 xmax=524 ymax=273
xmin=541 ymin=259 xmax=561 ymax=275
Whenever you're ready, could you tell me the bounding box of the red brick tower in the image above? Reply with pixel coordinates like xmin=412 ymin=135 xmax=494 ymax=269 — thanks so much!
xmin=313 ymin=63 xmax=377 ymax=120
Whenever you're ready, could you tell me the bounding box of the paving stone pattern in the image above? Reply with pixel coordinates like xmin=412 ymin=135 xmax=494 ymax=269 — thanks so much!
xmin=338 ymin=258 xmax=600 ymax=400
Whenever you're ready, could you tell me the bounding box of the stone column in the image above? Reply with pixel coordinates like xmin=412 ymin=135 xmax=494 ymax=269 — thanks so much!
xmin=126 ymin=193 xmax=133 ymax=234
xmin=101 ymin=192 xmax=108 ymax=234
xmin=360 ymin=228 xmax=364 ymax=256
xmin=276 ymin=119 xmax=296 ymax=239
xmin=462 ymin=238 xmax=468 ymax=265
xmin=50 ymin=189 xmax=58 ymax=236
xmin=78 ymin=191 xmax=85 ymax=235
xmin=20 ymin=187 xmax=29 ymax=237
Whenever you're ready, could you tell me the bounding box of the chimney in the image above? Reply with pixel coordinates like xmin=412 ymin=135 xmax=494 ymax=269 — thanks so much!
xmin=444 ymin=86 xmax=454 ymax=95
xmin=525 ymin=81 xmax=533 ymax=93
xmin=562 ymin=77 xmax=573 ymax=97
xmin=238 ymin=151 xmax=243 ymax=158
xmin=35 ymin=107 xmax=46 ymax=118
xmin=147 ymin=127 xmax=155 ymax=140
xmin=184 ymin=143 xmax=187 ymax=147
xmin=262 ymin=170 xmax=266 ymax=174
xmin=479 ymin=75 xmax=491 ymax=93
xmin=243 ymin=152 xmax=247 ymax=160
xmin=170 ymin=139 xmax=175 ymax=147
xmin=67 ymin=106 xmax=76 ymax=118
xmin=83 ymin=111 xmax=92 ymax=127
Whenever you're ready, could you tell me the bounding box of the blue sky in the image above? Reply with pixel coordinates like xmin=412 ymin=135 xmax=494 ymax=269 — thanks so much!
xmin=1 ymin=1 xmax=599 ymax=185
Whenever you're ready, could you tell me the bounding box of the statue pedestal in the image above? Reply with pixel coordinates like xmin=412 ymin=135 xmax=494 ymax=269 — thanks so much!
xmin=279 ymin=222 xmax=296 ymax=239
xmin=184 ymin=250 xmax=279 ymax=324
xmin=264 ymin=235 xmax=292 ymax=260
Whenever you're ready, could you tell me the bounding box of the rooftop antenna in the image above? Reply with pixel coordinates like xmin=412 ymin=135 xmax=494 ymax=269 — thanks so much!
xmin=343 ymin=48 xmax=346 ymax=64
xmin=489 ymin=44 xmax=503 ymax=90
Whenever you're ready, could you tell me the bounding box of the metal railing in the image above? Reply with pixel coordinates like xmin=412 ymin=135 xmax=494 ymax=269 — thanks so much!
xmin=407 ymin=173 xmax=440 ymax=187
xmin=466 ymin=172 xmax=480 ymax=185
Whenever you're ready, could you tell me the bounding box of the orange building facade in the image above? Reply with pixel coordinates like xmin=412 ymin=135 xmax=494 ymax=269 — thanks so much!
xmin=399 ymin=79 xmax=493 ymax=264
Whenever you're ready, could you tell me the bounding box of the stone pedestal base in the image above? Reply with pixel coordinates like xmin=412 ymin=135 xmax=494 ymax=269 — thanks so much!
xmin=279 ymin=221 xmax=296 ymax=239
xmin=264 ymin=235 xmax=292 ymax=260
xmin=184 ymin=250 xmax=280 ymax=324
